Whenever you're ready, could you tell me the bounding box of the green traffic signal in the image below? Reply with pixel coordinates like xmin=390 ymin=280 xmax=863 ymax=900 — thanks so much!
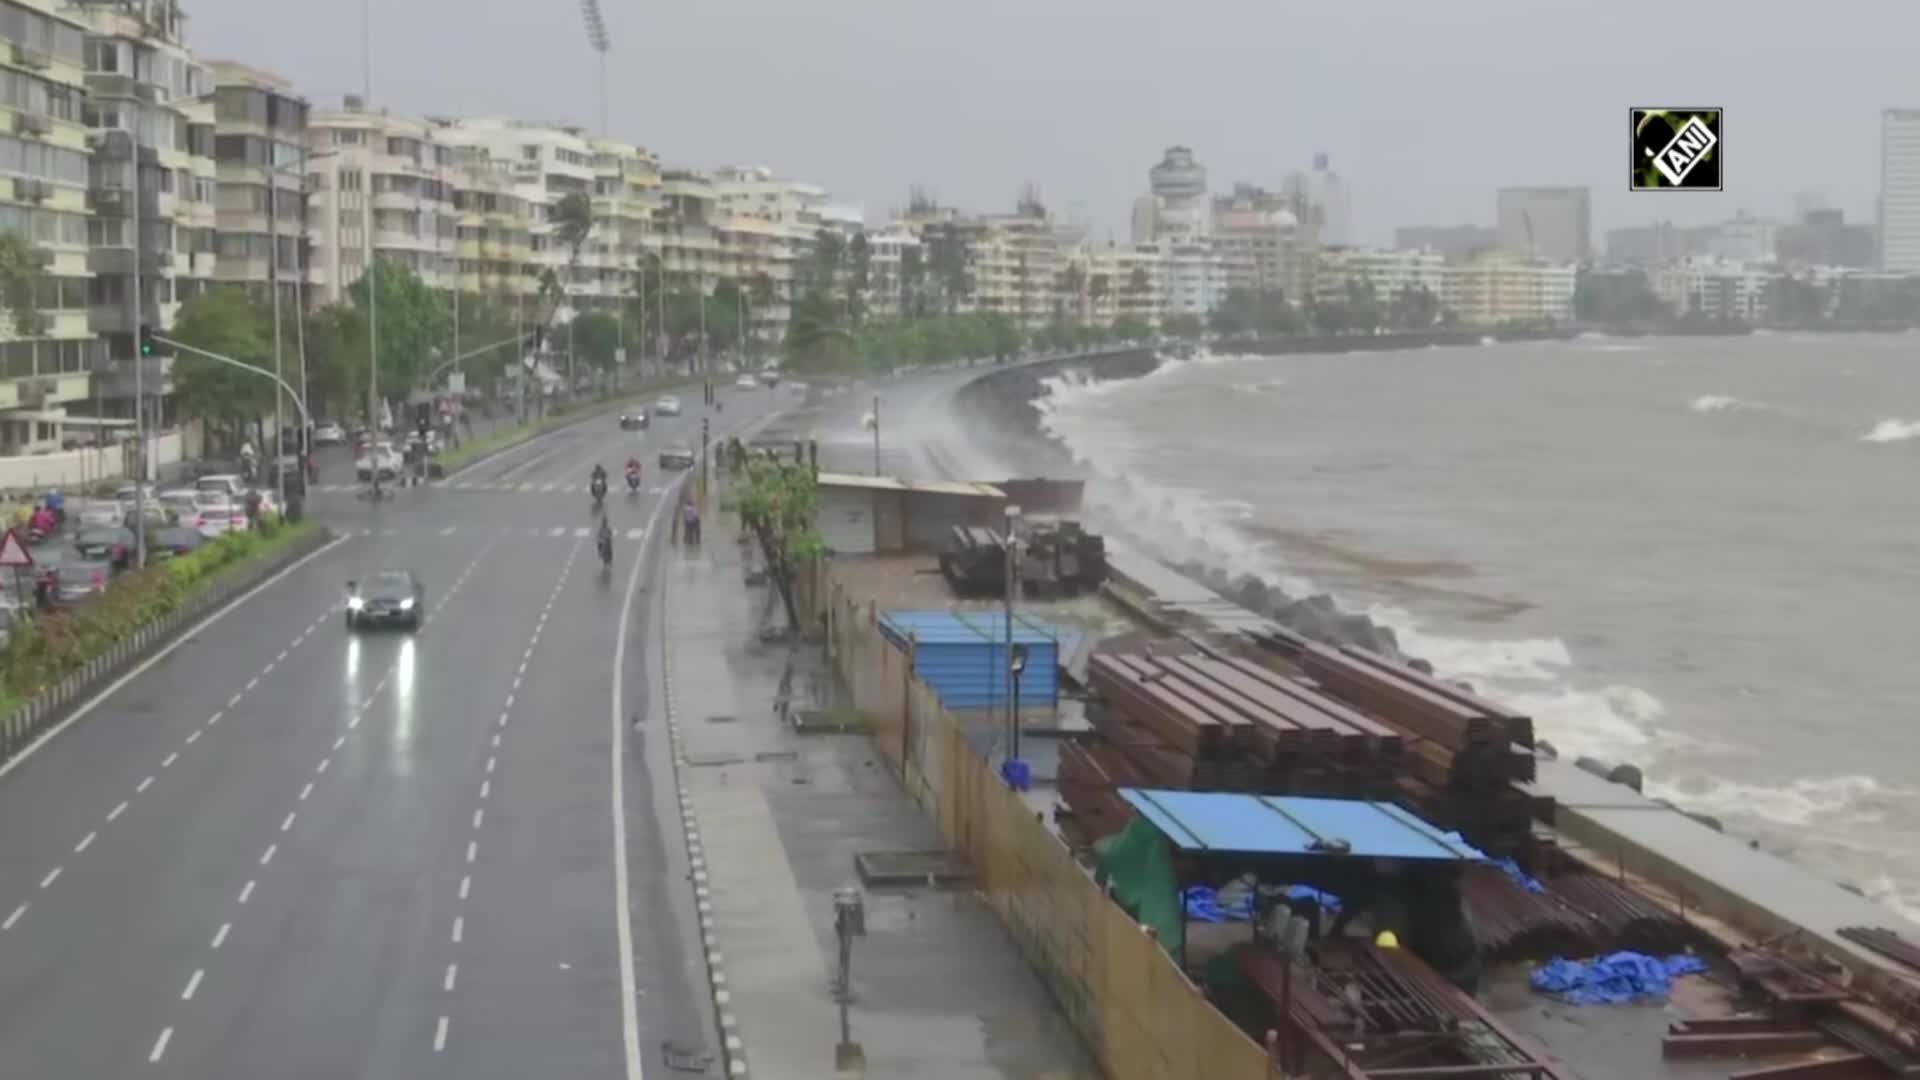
xmin=138 ymin=325 xmax=155 ymax=357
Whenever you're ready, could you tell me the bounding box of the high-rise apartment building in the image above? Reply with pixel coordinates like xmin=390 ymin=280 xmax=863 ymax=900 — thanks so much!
xmin=1282 ymin=153 xmax=1352 ymax=249
xmin=1213 ymin=184 xmax=1306 ymax=299
xmin=1878 ymin=109 xmax=1920 ymax=273
xmin=305 ymin=97 xmax=460 ymax=306
xmin=75 ymin=0 xmax=212 ymax=429
xmin=0 ymin=0 xmax=97 ymax=453
xmin=1496 ymin=186 xmax=1591 ymax=264
xmin=208 ymin=61 xmax=305 ymax=312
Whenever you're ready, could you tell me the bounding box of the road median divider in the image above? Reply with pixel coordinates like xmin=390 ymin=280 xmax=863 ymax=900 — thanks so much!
xmin=431 ymin=379 xmax=693 ymax=478
xmin=0 ymin=518 xmax=332 ymax=767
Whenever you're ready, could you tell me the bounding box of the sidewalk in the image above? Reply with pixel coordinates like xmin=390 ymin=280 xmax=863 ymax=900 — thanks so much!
xmin=661 ymin=490 xmax=1099 ymax=1080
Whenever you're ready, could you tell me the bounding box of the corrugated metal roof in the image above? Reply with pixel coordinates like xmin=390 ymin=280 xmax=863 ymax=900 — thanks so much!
xmin=879 ymin=610 xmax=1062 ymax=646
xmin=880 ymin=611 xmax=1062 ymax=710
xmin=815 ymin=472 xmax=1006 ymax=499
xmin=1118 ymin=788 xmax=1488 ymax=862
xmin=817 ymin=472 xmax=908 ymax=492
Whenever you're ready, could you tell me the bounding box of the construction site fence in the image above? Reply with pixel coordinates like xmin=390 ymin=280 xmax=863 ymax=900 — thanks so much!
xmin=825 ymin=577 xmax=1273 ymax=1080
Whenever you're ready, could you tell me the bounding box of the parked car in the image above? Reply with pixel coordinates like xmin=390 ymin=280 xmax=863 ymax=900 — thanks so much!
xmin=188 ymin=493 xmax=246 ymax=538
xmin=658 ymin=446 xmax=696 ymax=470
xmin=75 ymin=499 xmax=126 ymax=529
xmin=149 ymin=525 xmax=205 ymax=559
xmin=733 ymin=374 xmax=759 ymax=390
xmin=313 ymin=421 xmax=347 ymax=446
xmin=52 ymin=557 xmax=111 ymax=605
xmin=195 ymin=474 xmax=248 ymax=500
xmin=156 ymin=489 xmax=202 ymax=524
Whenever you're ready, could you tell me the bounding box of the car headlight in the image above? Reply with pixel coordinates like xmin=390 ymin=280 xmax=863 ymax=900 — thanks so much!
xmin=399 ymin=597 xmax=415 ymax=610
xmin=347 ymin=596 xmax=365 ymax=611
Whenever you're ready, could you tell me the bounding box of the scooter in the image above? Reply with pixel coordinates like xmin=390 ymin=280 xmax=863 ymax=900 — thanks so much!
xmin=626 ymin=468 xmax=642 ymax=494
xmin=597 ymin=532 xmax=613 ymax=569
xmin=590 ymin=477 xmax=608 ymax=511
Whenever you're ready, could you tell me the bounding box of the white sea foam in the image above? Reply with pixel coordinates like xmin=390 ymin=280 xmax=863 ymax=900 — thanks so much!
xmin=1032 ymin=356 xmax=1906 ymax=897
xmin=1861 ymin=418 xmax=1920 ymax=443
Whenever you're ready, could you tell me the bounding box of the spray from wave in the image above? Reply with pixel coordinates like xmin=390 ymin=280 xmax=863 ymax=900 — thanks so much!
xmin=1861 ymin=418 xmax=1920 ymax=443
xmin=1028 ymin=352 xmax=1920 ymax=916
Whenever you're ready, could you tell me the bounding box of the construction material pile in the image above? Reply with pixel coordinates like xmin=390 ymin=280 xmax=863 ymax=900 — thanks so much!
xmin=1240 ymin=941 xmax=1577 ymax=1080
xmin=1459 ymin=864 xmax=1697 ymax=963
xmin=1252 ymin=629 xmax=1549 ymax=857
xmin=937 ymin=526 xmax=1009 ymax=599
xmin=1018 ymin=519 xmax=1107 ymax=598
xmin=1654 ymin=942 xmax=1920 ymax=1074
xmin=1056 ymin=649 xmax=1405 ymax=847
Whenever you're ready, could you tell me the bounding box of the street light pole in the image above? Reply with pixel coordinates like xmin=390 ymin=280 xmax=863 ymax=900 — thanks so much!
xmin=269 ymin=147 xmax=286 ymax=511
xmin=129 ymin=138 xmax=146 ymax=569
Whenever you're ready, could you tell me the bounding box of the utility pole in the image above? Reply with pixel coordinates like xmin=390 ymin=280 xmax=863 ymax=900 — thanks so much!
xmin=129 ymin=134 xmax=146 ymax=568
xmin=363 ymin=0 xmax=378 ymax=448
xmin=269 ymin=144 xmax=286 ymax=511
xmin=294 ymin=146 xmax=312 ymax=484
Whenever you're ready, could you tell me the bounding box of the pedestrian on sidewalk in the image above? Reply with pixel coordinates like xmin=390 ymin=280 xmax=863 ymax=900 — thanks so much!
xmin=683 ymin=498 xmax=702 ymax=546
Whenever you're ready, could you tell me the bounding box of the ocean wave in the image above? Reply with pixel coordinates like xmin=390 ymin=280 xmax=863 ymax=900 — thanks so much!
xmin=1033 ymin=365 xmax=1910 ymax=895
xmin=1040 ymin=393 xmax=1675 ymax=768
xmin=1688 ymin=393 xmax=1782 ymax=414
xmin=1861 ymin=418 xmax=1920 ymax=443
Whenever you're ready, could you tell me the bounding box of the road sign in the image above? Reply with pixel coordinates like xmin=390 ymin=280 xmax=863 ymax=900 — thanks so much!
xmin=447 ymin=371 xmax=466 ymax=396
xmin=0 ymin=528 xmax=34 ymax=569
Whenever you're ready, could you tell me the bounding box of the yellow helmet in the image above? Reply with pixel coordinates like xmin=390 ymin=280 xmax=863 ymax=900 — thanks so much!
xmin=1374 ymin=930 xmax=1401 ymax=949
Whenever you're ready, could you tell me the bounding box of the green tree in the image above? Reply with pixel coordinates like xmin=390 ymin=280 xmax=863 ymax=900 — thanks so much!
xmin=0 ymin=230 xmax=49 ymax=337
xmin=1162 ymin=313 xmax=1203 ymax=339
xmin=331 ymin=260 xmax=454 ymax=407
xmin=899 ymin=245 xmax=928 ymax=317
xmin=1388 ymin=285 xmax=1441 ymax=330
xmin=784 ymin=289 xmax=853 ymax=372
xmin=572 ymin=310 xmax=623 ymax=368
xmin=1112 ymin=314 xmax=1151 ymax=341
xmin=845 ymin=231 xmax=871 ymax=324
xmin=722 ymin=455 xmax=825 ymax=633
xmin=1764 ymin=274 xmax=1828 ymax=327
xmin=171 ymin=287 xmax=275 ymax=447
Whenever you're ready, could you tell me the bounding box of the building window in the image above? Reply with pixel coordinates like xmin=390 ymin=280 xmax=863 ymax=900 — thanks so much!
xmin=334 ymin=129 xmax=364 ymax=146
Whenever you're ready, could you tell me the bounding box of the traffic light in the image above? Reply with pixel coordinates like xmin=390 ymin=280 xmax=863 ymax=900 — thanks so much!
xmin=138 ymin=324 xmax=156 ymax=357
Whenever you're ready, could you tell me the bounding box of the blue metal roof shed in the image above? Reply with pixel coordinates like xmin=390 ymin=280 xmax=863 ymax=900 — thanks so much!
xmin=1118 ymin=788 xmax=1489 ymax=863
xmin=879 ymin=610 xmax=1061 ymax=711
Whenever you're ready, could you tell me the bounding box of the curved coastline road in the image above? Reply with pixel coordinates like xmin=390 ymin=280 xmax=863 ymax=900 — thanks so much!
xmin=0 ymin=383 xmax=779 ymax=1078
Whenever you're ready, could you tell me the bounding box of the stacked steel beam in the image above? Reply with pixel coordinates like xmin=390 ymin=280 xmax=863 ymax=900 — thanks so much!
xmin=1251 ymin=629 xmax=1551 ymax=857
xmin=1055 ymin=651 xmax=1407 ymax=844
xmin=1239 ymin=941 xmax=1578 ymax=1080
xmin=1460 ymin=865 xmax=1697 ymax=962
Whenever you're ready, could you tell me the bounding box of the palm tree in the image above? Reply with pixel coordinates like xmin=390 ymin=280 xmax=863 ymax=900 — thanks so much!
xmin=549 ymin=191 xmax=593 ymax=322
xmin=899 ymin=246 xmax=927 ymax=318
xmin=1061 ymin=261 xmax=1087 ymax=323
xmin=845 ymin=231 xmax=871 ymax=324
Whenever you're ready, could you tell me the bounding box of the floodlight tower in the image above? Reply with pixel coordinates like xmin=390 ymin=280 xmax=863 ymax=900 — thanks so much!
xmin=581 ymin=0 xmax=610 ymax=136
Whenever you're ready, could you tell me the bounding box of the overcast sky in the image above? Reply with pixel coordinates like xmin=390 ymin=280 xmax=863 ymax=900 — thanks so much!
xmin=184 ymin=0 xmax=1920 ymax=245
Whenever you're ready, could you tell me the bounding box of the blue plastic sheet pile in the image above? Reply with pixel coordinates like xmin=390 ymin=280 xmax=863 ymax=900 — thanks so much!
xmin=1530 ymin=951 xmax=1708 ymax=1005
xmin=1496 ymin=856 xmax=1546 ymax=894
xmin=1183 ymin=885 xmax=1254 ymax=923
xmin=1181 ymin=883 xmax=1344 ymax=923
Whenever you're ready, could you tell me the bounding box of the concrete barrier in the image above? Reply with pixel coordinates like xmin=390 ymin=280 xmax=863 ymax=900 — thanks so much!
xmin=823 ymin=572 xmax=1271 ymax=1080
xmin=0 ymin=525 xmax=333 ymax=769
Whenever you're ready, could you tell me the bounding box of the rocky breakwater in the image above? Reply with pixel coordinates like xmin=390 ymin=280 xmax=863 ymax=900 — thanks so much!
xmin=951 ymin=340 xmax=1433 ymax=671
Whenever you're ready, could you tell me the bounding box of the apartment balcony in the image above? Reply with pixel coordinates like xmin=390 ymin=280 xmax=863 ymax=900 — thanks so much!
xmin=87 ymin=248 xmax=169 ymax=276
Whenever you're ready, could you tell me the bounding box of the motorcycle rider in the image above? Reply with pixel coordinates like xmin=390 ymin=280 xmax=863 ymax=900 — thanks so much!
xmin=589 ymin=463 xmax=609 ymax=506
xmin=28 ymin=501 xmax=56 ymax=539
xmin=596 ymin=515 xmax=614 ymax=566
xmin=625 ymin=457 xmax=642 ymax=490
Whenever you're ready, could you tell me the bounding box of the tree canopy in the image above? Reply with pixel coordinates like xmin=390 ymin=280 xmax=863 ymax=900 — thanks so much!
xmin=170 ymin=287 xmax=276 ymax=443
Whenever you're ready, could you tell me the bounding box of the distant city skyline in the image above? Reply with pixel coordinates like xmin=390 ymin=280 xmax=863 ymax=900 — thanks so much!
xmin=180 ymin=0 xmax=1918 ymax=247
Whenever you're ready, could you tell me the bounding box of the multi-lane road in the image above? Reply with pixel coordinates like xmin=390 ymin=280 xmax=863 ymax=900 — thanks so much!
xmin=0 ymin=383 xmax=780 ymax=1078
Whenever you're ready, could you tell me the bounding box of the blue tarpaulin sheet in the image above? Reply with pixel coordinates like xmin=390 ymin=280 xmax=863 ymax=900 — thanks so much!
xmin=1181 ymin=884 xmax=1343 ymax=923
xmin=1497 ymin=857 xmax=1545 ymax=894
xmin=1530 ymin=951 xmax=1708 ymax=1005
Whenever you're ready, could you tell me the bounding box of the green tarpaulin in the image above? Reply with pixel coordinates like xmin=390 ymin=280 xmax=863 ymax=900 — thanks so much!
xmin=1095 ymin=815 xmax=1184 ymax=957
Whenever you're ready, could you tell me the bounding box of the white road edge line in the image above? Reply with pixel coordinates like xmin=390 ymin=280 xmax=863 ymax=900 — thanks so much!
xmin=74 ymin=831 xmax=96 ymax=854
xmin=0 ymin=535 xmax=351 ymax=781
xmin=237 ymin=880 xmax=255 ymax=903
xmin=39 ymin=867 xmax=60 ymax=889
xmin=613 ymin=502 xmax=668 ymax=1080
xmin=107 ymin=801 xmax=127 ymax=822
